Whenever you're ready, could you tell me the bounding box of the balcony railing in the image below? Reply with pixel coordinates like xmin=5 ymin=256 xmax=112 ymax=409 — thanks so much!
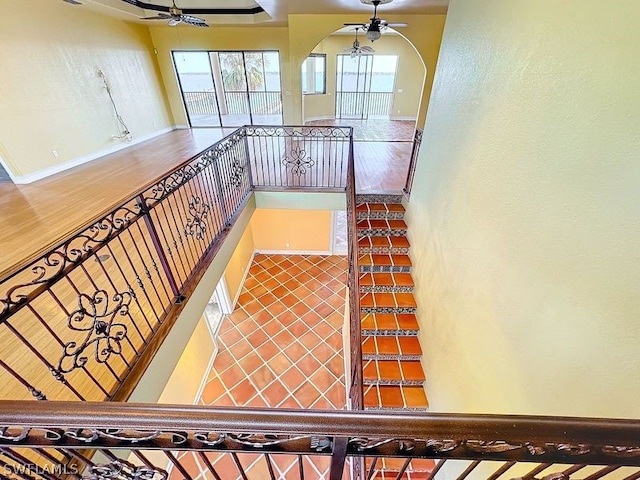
xmin=335 ymin=92 xmax=394 ymax=119
xmin=0 ymin=126 xmax=353 ymax=404
xmin=1 ymin=126 xmax=638 ymax=479
xmin=183 ymin=91 xmax=283 ymax=118
xmin=1 ymin=401 xmax=640 ymax=480
xmin=403 ymin=128 xmax=423 ymax=196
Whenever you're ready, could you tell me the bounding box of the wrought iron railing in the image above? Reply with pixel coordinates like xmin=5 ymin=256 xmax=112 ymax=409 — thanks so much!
xmin=1 ymin=401 xmax=640 ymax=480
xmin=0 ymin=126 xmax=352 ymax=404
xmin=345 ymin=139 xmax=363 ymax=412
xmin=245 ymin=126 xmax=351 ymax=190
xmin=403 ymin=128 xmax=423 ymax=196
xmin=336 ymin=92 xmax=394 ymax=119
xmin=183 ymin=91 xmax=283 ymax=119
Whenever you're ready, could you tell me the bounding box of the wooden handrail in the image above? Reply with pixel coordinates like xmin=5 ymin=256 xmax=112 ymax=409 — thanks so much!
xmin=2 ymin=401 xmax=640 ymax=471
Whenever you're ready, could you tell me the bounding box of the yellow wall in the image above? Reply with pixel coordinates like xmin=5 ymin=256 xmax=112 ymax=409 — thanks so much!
xmin=148 ymin=26 xmax=292 ymax=127
xmin=223 ymin=223 xmax=256 ymax=305
xmin=406 ymin=0 xmax=640 ymax=418
xmin=288 ymin=14 xmax=446 ymax=127
xmin=0 ymin=0 xmax=173 ymax=180
xmin=250 ymin=209 xmax=332 ymax=252
xmin=303 ymin=34 xmax=425 ymax=122
xmin=130 ymin=197 xmax=256 ymax=403
xmin=156 ymin=315 xmax=215 ymax=404
xmin=147 ymin=14 xmax=445 ymax=128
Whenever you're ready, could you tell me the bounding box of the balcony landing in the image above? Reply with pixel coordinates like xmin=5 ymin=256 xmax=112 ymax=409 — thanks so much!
xmin=0 ymin=127 xmax=411 ymax=276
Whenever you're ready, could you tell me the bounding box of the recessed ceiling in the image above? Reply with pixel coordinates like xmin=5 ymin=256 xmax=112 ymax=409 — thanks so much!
xmin=74 ymin=0 xmax=448 ymax=25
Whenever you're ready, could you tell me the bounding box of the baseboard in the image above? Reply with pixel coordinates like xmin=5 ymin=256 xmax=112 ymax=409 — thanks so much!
xmin=231 ymin=252 xmax=255 ymax=309
xmin=175 ymin=124 xmax=191 ymax=130
xmin=390 ymin=116 xmax=417 ymax=122
xmin=255 ymin=249 xmax=333 ymax=256
xmin=13 ymin=126 xmax=177 ymax=184
xmin=303 ymin=116 xmax=335 ymax=123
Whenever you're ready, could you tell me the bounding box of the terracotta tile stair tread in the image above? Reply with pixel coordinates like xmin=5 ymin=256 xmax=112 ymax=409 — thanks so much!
xmin=358 ymin=235 xmax=410 ymax=247
xmin=361 ymin=313 xmax=419 ymax=332
xmin=358 ymin=254 xmax=412 ymax=267
xmin=362 ymin=336 xmax=422 ymax=356
xmin=363 ymin=359 xmax=426 ymax=383
xmin=357 ymin=219 xmax=408 ymax=230
xmin=356 ymin=203 xmax=406 ymax=214
xmin=360 ymin=292 xmax=417 ymax=309
xmin=359 ymin=273 xmax=414 ymax=288
xmin=364 ymin=384 xmax=429 ymax=409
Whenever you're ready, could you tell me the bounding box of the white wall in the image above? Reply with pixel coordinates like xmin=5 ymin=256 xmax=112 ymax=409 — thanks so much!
xmin=0 ymin=0 xmax=173 ymax=181
xmin=406 ymin=0 xmax=640 ymax=418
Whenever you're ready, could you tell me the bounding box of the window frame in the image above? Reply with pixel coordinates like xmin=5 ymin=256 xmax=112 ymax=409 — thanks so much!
xmin=301 ymin=53 xmax=327 ymax=95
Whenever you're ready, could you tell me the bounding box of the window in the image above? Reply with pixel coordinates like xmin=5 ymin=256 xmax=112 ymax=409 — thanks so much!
xmin=301 ymin=54 xmax=326 ymax=95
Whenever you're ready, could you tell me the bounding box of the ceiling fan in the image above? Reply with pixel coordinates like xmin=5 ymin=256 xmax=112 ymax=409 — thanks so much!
xmin=342 ymin=27 xmax=375 ymax=58
xmin=344 ymin=0 xmax=407 ymax=42
xmin=140 ymin=0 xmax=209 ymax=27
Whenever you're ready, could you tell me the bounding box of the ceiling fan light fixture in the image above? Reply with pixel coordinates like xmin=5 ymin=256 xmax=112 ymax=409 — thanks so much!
xmin=366 ymin=27 xmax=382 ymax=42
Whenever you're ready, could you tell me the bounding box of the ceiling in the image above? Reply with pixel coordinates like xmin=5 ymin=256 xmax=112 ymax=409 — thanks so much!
xmin=75 ymin=0 xmax=448 ymax=26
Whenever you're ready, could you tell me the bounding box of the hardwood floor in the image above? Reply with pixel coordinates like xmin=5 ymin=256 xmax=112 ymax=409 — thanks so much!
xmin=0 ymin=128 xmax=411 ymax=276
xmin=0 ymin=129 xmax=233 ymax=276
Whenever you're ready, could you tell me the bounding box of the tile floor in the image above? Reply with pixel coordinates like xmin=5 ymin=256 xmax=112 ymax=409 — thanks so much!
xmin=171 ymin=253 xmax=349 ymax=480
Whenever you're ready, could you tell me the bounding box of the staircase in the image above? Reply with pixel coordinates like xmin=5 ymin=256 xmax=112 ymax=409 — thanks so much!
xmin=356 ymin=194 xmax=433 ymax=479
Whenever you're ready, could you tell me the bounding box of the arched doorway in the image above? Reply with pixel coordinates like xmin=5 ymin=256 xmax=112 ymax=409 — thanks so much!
xmin=301 ymin=26 xmax=427 ymax=191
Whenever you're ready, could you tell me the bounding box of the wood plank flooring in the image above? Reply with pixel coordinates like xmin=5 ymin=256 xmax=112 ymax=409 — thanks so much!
xmin=0 ymin=128 xmax=411 ymax=276
xmin=0 ymin=129 xmax=233 ymax=276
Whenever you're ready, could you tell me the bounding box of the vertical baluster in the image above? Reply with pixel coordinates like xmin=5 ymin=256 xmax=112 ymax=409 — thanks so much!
xmin=426 ymin=459 xmax=447 ymax=480
xmin=210 ymin=151 xmax=230 ymax=227
xmin=197 ymin=452 xmax=223 ymax=480
xmin=456 ymin=460 xmax=480 ymax=480
xmin=486 ymin=461 xmax=516 ymax=480
xmin=521 ymin=463 xmax=553 ymax=480
xmin=366 ymin=457 xmax=378 ymax=480
xmin=329 ymin=437 xmax=348 ymax=480
xmin=231 ymin=453 xmax=249 ymax=480
xmin=583 ymin=466 xmax=621 ymax=480
xmin=394 ymin=458 xmax=412 ymax=480
xmin=0 ymin=359 xmax=46 ymax=400
xmin=297 ymin=455 xmax=305 ymax=480
xmin=137 ymin=195 xmax=181 ymax=300
xmin=1 ymin=448 xmax=57 ymax=480
xmin=265 ymin=454 xmax=276 ymax=480
xmin=164 ymin=451 xmax=192 ymax=480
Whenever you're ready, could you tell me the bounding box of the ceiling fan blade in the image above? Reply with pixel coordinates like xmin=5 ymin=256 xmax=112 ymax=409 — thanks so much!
xmin=62 ymin=0 xmax=83 ymax=4
xmin=344 ymin=23 xmax=366 ymax=26
xmin=181 ymin=15 xmax=209 ymax=27
xmin=386 ymin=22 xmax=408 ymax=28
xmin=361 ymin=46 xmax=376 ymax=53
xmin=141 ymin=14 xmax=171 ymax=20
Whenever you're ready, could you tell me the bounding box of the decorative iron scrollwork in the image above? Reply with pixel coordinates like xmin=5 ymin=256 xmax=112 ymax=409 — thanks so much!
xmin=194 ymin=431 xmax=226 ymax=446
xmin=602 ymin=445 xmax=640 ymax=457
xmin=424 ymin=439 xmax=461 ymax=453
xmin=350 ymin=437 xmax=397 ymax=452
xmin=227 ymin=433 xmax=312 ymax=448
xmin=0 ymin=427 xmax=29 ymax=442
xmin=1 ymin=203 xmax=139 ymax=321
xmin=184 ymin=195 xmax=211 ymax=240
xmin=466 ymin=440 xmax=523 ymax=453
xmin=58 ymin=290 xmax=132 ymax=373
xmin=282 ymin=146 xmax=315 ymax=177
xmin=228 ymin=157 xmax=246 ymax=188
xmin=554 ymin=443 xmax=591 ymax=456
xmin=311 ymin=436 xmax=332 ymax=452
xmin=82 ymin=460 xmax=167 ymax=480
